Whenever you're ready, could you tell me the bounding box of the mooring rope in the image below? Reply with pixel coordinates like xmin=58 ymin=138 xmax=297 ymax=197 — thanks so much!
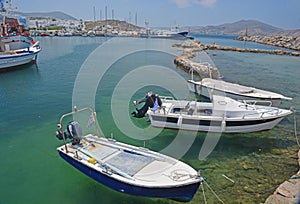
xmin=292 ymin=107 xmax=300 ymax=147
xmin=204 ymin=181 xmax=225 ymax=204
xmin=201 ymin=183 xmax=207 ymax=204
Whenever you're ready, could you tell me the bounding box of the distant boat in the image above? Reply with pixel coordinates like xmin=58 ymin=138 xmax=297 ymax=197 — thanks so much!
xmin=55 ymin=107 xmax=203 ymax=202
xmin=141 ymin=22 xmax=188 ymax=40
xmin=142 ymin=30 xmax=188 ymax=40
xmin=188 ymin=78 xmax=292 ymax=107
xmin=40 ymin=32 xmax=49 ymax=37
xmin=146 ymin=95 xmax=292 ymax=133
xmin=0 ymin=0 xmax=41 ymax=70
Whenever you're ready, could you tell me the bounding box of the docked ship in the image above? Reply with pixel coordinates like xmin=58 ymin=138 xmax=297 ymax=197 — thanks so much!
xmin=141 ymin=22 xmax=188 ymax=40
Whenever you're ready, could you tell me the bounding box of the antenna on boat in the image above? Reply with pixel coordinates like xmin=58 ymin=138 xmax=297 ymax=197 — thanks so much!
xmin=1 ymin=0 xmax=16 ymax=15
xmin=291 ymin=107 xmax=300 ymax=147
xmin=189 ymin=66 xmax=194 ymax=81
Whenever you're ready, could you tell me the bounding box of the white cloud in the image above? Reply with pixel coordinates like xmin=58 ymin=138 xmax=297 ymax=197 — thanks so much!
xmin=172 ymin=0 xmax=216 ymax=8
xmin=194 ymin=0 xmax=216 ymax=7
xmin=173 ymin=0 xmax=190 ymax=8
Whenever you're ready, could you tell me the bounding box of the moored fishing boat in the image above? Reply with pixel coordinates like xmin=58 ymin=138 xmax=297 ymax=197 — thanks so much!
xmin=188 ymin=78 xmax=292 ymax=107
xmin=146 ymin=95 xmax=292 ymax=133
xmin=0 ymin=0 xmax=41 ymax=70
xmin=0 ymin=42 xmax=40 ymax=70
xmin=55 ymin=107 xmax=203 ymax=202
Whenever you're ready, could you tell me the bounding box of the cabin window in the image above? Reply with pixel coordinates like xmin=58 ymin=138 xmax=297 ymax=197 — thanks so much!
xmin=173 ymin=108 xmax=181 ymax=113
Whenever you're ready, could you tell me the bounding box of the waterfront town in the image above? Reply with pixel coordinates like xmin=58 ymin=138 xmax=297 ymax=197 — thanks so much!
xmin=27 ymin=16 xmax=300 ymax=52
xmin=27 ymin=16 xmax=144 ymax=37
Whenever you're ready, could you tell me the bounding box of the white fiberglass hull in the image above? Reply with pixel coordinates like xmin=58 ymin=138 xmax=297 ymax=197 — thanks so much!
xmin=148 ymin=114 xmax=286 ymax=133
xmin=147 ymin=95 xmax=292 ymax=133
xmin=0 ymin=44 xmax=40 ymax=70
xmin=188 ymin=79 xmax=292 ymax=107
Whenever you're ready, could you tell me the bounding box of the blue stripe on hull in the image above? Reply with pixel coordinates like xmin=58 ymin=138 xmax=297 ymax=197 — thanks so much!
xmin=0 ymin=52 xmax=39 ymax=71
xmin=58 ymin=151 xmax=200 ymax=202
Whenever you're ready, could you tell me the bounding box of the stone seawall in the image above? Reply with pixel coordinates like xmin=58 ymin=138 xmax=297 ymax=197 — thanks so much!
xmin=173 ymin=40 xmax=299 ymax=79
xmin=173 ymin=41 xmax=223 ymax=79
xmin=265 ymin=150 xmax=300 ymax=204
xmin=173 ymin=40 xmax=300 ymax=57
xmin=236 ymin=35 xmax=300 ymax=51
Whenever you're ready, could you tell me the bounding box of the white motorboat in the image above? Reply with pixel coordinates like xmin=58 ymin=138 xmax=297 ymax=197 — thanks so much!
xmin=188 ymin=78 xmax=292 ymax=107
xmin=147 ymin=95 xmax=292 ymax=133
xmin=55 ymin=107 xmax=202 ymax=201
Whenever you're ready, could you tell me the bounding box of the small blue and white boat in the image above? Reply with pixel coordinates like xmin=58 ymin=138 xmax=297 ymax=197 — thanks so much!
xmin=0 ymin=0 xmax=41 ymax=71
xmin=0 ymin=42 xmax=40 ymax=70
xmin=55 ymin=107 xmax=202 ymax=202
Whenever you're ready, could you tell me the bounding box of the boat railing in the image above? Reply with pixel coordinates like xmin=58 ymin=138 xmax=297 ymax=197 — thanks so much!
xmin=242 ymin=108 xmax=281 ymax=119
xmin=160 ymin=95 xmax=175 ymax=101
xmin=260 ymin=108 xmax=281 ymax=118
xmin=58 ymin=106 xmax=101 ymax=153
xmin=240 ymin=99 xmax=273 ymax=107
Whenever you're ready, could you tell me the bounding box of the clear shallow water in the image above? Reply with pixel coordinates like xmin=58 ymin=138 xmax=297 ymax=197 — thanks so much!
xmin=0 ymin=35 xmax=299 ymax=204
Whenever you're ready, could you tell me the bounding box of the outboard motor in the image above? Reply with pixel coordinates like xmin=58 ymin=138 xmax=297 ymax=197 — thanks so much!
xmin=66 ymin=121 xmax=82 ymax=145
xmin=55 ymin=121 xmax=83 ymax=145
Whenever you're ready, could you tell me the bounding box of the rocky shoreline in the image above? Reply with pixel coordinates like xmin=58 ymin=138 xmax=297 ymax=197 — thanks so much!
xmin=236 ymin=35 xmax=300 ymax=51
xmin=265 ymin=150 xmax=300 ymax=204
xmin=172 ymin=41 xmax=222 ymax=79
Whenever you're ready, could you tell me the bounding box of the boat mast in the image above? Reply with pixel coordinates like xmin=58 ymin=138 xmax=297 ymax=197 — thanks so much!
xmin=1 ymin=0 xmax=16 ymax=16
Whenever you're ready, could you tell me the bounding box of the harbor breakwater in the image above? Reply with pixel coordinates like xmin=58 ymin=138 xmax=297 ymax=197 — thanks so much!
xmin=173 ymin=39 xmax=299 ymax=79
xmin=236 ymin=35 xmax=300 ymax=51
xmin=173 ymin=41 xmax=223 ymax=79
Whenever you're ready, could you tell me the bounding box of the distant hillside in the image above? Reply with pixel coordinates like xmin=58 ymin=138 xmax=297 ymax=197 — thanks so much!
xmin=185 ymin=20 xmax=286 ymax=36
xmin=16 ymin=11 xmax=77 ymax=20
xmin=84 ymin=20 xmax=142 ymax=31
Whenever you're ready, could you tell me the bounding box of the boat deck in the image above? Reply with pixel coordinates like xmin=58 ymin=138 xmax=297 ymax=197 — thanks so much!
xmin=102 ymin=150 xmax=154 ymax=176
xmin=63 ymin=135 xmax=195 ymax=185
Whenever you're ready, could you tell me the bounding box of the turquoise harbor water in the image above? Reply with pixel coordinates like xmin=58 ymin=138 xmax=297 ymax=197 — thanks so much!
xmin=0 ymin=35 xmax=299 ymax=204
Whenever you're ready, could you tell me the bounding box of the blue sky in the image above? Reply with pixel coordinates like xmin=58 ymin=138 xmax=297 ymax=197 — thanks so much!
xmin=12 ymin=0 xmax=300 ymax=29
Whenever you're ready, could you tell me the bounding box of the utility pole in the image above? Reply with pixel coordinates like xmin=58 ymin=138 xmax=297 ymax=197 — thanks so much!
xmin=105 ymin=5 xmax=107 ymax=35
xmin=93 ymin=6 xmax=96 ymax=30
